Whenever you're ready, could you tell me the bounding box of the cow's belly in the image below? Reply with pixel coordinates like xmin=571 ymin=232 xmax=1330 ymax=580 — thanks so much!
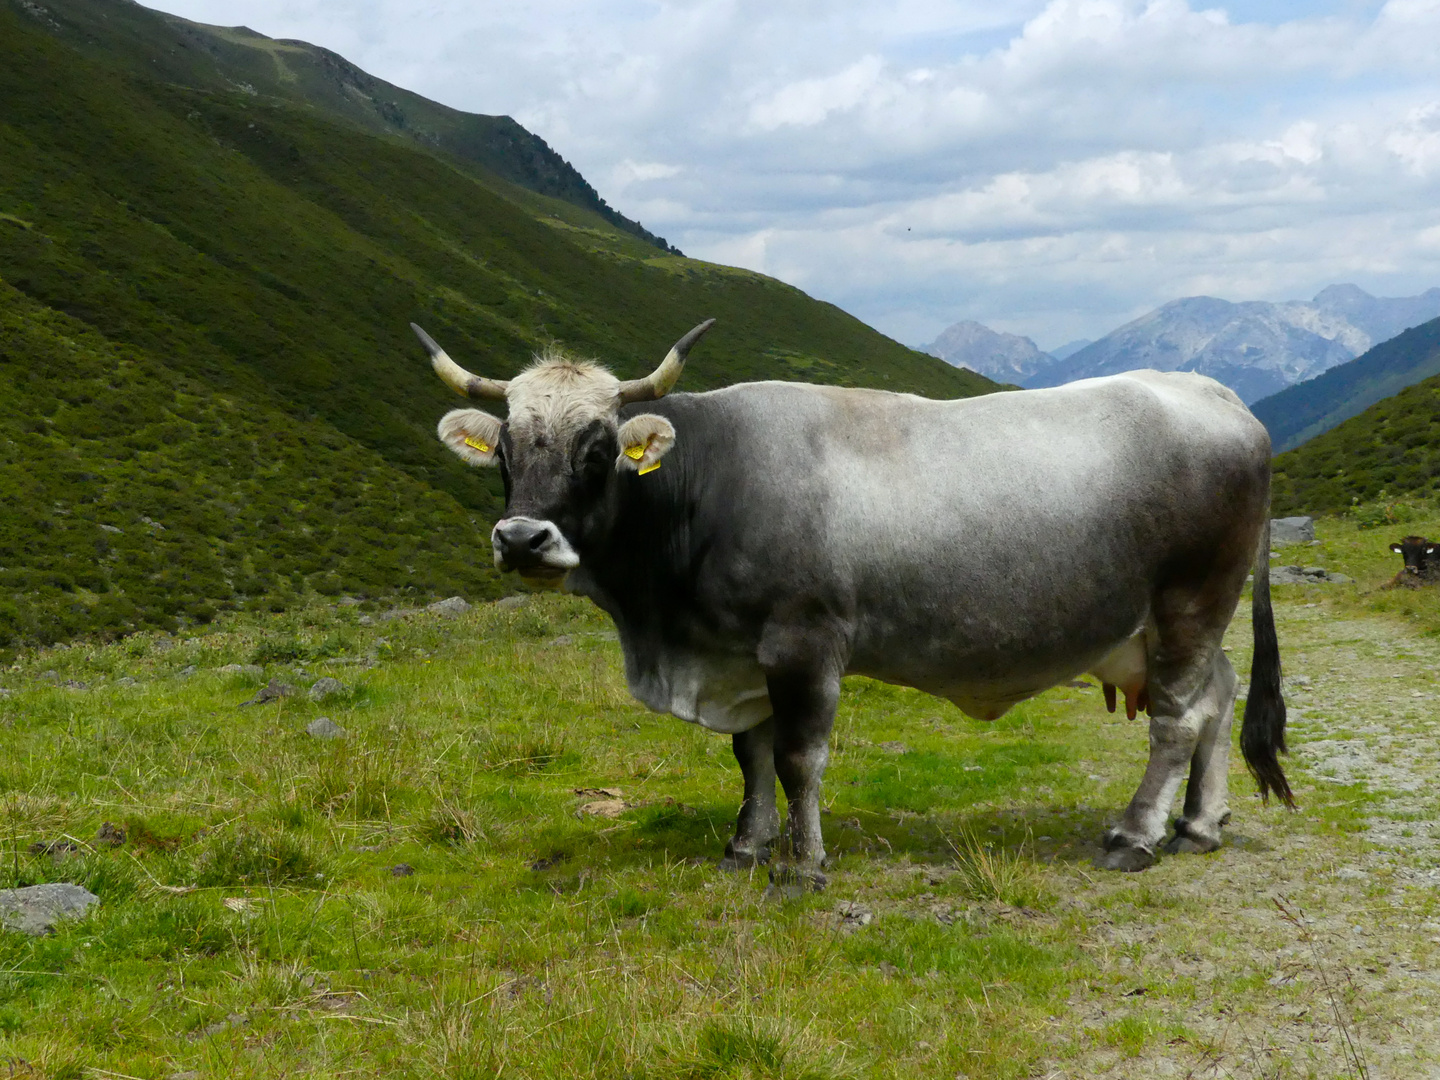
xmin=625 ymin=648 xmax=771 ymax=734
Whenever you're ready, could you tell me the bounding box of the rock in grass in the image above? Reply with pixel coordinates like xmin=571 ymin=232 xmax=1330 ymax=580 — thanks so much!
xmin=307 ymin=677 xmax=348 ymax=703
xmin=239 ymin=679 xmax=296 ymax=707
xmin=218 ymin=664 xmax=264 ymax=677
xmin=0 ymin=883 xmax=99 ymax=935
xmin=390 ymin=863 xmax=414 ymax=877
xmin=1270 ymin=516 xmax=1315 ymax=546
xmin=97 ymin=822 xmax=126 ymax=847
xmin=493 ymin=595 xmax=527 ymax=610
xmin=306 ymin=716 xmax=347 ymax=740
xmin=427 ymin=596 xmax=471 ymax=617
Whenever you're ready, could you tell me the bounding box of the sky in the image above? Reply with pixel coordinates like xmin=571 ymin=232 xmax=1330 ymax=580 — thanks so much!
xmin=146 ymin=0 xmax=1440 ymax=352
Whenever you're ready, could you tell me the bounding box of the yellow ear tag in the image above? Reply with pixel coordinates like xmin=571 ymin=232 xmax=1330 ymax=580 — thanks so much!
xmin=623 ymin=443 xmax=645 ymax=461
xmin=637 ymin=460 xmax=661 ymax=476
xmin=464 ymin=436 xmax=491 ymax=453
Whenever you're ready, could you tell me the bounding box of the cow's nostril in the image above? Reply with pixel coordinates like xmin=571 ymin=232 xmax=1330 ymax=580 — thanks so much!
xmin=528 ymin=531 xmax=549 ymax=551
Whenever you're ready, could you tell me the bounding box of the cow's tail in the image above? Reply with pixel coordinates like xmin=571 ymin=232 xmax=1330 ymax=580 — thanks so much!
xmin=1240 ymin=517 xmax=1294 ymax=808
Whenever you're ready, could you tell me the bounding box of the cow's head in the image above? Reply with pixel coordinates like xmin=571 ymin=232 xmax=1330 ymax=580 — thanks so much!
xmin=1390 ymin=535 xmax=1437 ymax=577
xmin=413 ymin=320 xmax=714 ymax=578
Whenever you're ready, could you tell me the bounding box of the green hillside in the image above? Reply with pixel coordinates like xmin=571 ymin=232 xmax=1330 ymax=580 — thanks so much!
xmin=0 ymin=5 xmax=997 ymax=654
xmin=1250 ymin=315 xmax=1440 ymax=453
xmin=7 ymin=0 xmax=678 ymax=252
xmin=1271 ymin=371 xmax=1440 ymax=514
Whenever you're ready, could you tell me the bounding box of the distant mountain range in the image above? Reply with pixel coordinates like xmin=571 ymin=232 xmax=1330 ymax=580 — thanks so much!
xmin=925 ymin=285 xmax=1440 ymax=404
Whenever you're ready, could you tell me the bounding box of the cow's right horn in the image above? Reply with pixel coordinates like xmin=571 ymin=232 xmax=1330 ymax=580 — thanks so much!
xmin=411 ymin=323 xmax=509 ymax=401
xmin=616 ymin=319 xmax=715 ymax=405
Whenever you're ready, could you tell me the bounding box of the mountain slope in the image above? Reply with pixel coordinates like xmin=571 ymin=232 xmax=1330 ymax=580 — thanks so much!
xmin=1271 ymin=371 xmax=1440 ymax=515
xmin=0 ymin=6 xmax=997 ymax=652
xmin=8 ymin=0 xmax=678 ymax=252
xmin=1250 ymin=316 xmax=1440 ymax=453
xmin=1029 ymin=286 xmax=1440 ymax=403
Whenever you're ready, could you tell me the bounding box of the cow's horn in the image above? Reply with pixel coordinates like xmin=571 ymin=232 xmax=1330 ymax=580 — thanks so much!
xmin=410 ymin=323 xmax=509 ymax=401
xmin=616 ymin=319 xmax=715 ymax=405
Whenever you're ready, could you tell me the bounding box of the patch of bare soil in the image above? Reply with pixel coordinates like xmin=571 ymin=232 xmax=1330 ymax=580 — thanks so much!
xmin=1040 ymin=601 xmax=1440 ymax=1080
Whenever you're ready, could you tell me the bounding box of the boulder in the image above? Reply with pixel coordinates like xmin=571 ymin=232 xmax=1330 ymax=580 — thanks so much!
xmin=305 ymin=716 xmax=348 ymax=740
xmin=307 ymin=677 xmax=348 ymax=703
xmin=240 ymin=679 xmax=296 ymax=706
xmin=0 ymin=883 xmax=99 ymax=935
xmin=1270 ymin=565 xmax=1350 ymax=585
xmin=1271 ymin=516 xmax=1315 ymax=546
xmin=218 ymin=664 xmax=264 ymax=678
xmin=427 ymin=596 xmax=471 ymax=617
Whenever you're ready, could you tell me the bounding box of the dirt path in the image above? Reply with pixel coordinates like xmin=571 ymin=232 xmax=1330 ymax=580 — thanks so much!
xmin=1043 ymin=597 xmax=1440 ymax=1080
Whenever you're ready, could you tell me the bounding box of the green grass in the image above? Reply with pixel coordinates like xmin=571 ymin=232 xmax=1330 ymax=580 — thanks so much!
xmin=0 ymin=510 xmax=1434 ymax=1077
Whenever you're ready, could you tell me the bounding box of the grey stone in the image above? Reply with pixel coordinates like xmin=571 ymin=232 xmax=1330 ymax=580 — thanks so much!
xmin=0 ymin=688 xmax=12 ymax=697
xmin=1285 ymin=675 xmax=1313 ymax=689
xmin=61 ymin=679 xmax=87 ymax=690
xmin=878 ymin=741 xmax=909 ymax=754
xmin=390 ymin=863 xmax=415 ymax=877
xmin=0 ymin=883 xmax=99 ymax=935
xmin=494 ymin=595 xmax=528 ymax=610
xmin=357 ymin=615 xmax=374 ymax=626
xmin=178 ymin=665 xmax=197 ymax=678
xmin=1271 ymin=565 xmax=1341 ymax=585
xmin=240 ymin=679 xmax=296 ymax=706
xmin=835 ymin=900 xmax=873 ymax=928
xmin=97 ymin=523 xmax=123 ymax=534
xmin=307 ymin=677 xmax=348 ymax=703
xmin=1271 ymin=516 xmax=1315 ymax=546
xmin=306 ymin=716 xmax=347 ymax=740
xmin=38 ymin=670 xmax=59 ymax=683
xmin=218 ymin=664 xmax=264 ymax=677
xmin=1328 ymin=572 xmax=1353 ymax=583
xmin=427 ymin=596 xmax=471 ymax=617
xmin=337 ymin=596 xmax=363 ymax=607
xmin=116 ymin=676 xmax=137 ymax=687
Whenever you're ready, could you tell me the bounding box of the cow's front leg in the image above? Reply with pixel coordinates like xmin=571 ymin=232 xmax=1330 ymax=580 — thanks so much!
xmin=719 ymin=718 xmax=781 ymax=870
xmin=765 ymin=668 xmax=839 ymax=891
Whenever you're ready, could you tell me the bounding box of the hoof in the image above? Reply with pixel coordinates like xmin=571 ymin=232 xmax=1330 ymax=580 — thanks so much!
xmin=718 ymin=850 xmax=769 ymax=871
xmin=719 ymin=840 xmax=772 ymax=871
xmin=1096 ymin=833 xmax=1156 ymax=872
xmin=1161 ymin=834 xmax=1217 ymax=856
xmin=766 ymin=863 xmax=827 ymax=894
xmin=1162 ymin=820 xmax=1222 ymax=856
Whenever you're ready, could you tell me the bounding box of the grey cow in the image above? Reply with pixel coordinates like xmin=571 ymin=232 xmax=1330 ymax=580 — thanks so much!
xmin=412 ymin=320 xmax=1290 ymax=886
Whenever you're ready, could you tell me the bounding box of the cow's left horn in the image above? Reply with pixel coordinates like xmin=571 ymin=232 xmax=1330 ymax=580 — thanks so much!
xmin=411 ymin=323 xmax=509 ymax=401
xmin=616 ymin=319 xmax=715 ymax=405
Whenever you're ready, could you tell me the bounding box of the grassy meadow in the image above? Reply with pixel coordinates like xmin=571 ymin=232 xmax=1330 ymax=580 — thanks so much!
xmin=0 ymin=511 xmax=1438 ymax=1078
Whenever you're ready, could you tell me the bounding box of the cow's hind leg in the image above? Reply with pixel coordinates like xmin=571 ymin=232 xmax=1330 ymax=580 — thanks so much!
xmin=720 ymin=719 xmax=782 ymax=870
xmin=1162 ymin=649 xmax=1238 ymax=855
xmin=1099 ymin=578 xmax=1244 ymax=871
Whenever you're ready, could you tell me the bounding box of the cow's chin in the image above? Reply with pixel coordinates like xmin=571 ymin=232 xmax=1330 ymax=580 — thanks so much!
xmin=518 ymin=566 xmax=570 ymax=589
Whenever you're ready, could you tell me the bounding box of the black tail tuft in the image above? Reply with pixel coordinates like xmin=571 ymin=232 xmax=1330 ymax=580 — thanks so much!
xmin=1242 ymin=519 xmax=1295 ymax=808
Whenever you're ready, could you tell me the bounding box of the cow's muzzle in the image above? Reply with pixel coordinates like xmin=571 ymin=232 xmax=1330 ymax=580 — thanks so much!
xmin=492 ymin=517 xmax=579 ymax=577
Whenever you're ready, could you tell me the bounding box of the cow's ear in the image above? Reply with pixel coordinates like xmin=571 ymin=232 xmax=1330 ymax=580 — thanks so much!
xmin=437 ymin=409 xmax=503 ymax=467
xmin=616 ymin=414 xmax=676 ymax=476
xmin=1391 ymin=543 xmax=1404 ymax=554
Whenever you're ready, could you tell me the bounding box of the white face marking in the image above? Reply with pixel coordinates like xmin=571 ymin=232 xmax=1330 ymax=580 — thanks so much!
xmin=504 ymin=353 xmax=622 ymax=442
xmin=490 ymin=516 xmax=580 ymax=575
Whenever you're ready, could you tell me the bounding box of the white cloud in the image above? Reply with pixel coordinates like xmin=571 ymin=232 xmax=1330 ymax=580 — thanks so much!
xmin=146 ymin=0 xmax=1440 ymax=349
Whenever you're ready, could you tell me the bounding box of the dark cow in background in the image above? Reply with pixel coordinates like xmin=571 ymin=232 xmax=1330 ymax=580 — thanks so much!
xmin=1388 ymin=536 xmax=1438 ymax=588
xmin=411 ymin=320 xmax=1291 ymax=885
